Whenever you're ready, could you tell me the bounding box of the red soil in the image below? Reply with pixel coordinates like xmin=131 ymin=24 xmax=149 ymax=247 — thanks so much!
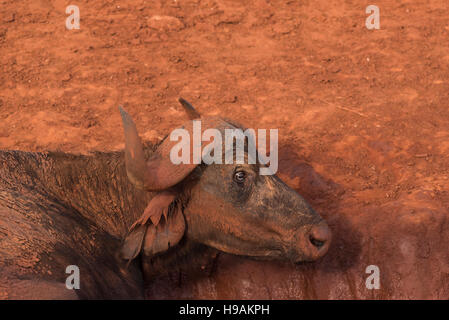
xmin=1 ymin=0 xmax=449 ymax=299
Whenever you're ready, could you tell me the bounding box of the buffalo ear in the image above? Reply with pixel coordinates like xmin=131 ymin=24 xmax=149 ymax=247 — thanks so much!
xmin=120 ymin=191 xmax=185 ymax=261
xmin=142 ymin=203 xmax=185 ymax=257
xmin=120 ymin=224 xmax=147 ymax=261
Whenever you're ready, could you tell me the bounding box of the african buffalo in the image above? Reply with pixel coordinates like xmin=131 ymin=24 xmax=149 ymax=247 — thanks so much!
xmin=0 ymin=99 xmax=330 ymax=299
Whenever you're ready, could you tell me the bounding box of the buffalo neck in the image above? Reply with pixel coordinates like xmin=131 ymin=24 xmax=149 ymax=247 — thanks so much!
xmin=1 ymin=149 xmax=152 ymax=239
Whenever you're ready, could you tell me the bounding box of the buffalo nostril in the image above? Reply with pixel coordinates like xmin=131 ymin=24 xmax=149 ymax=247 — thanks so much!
xmin=308 ymin=223 xmax=331 ymax=249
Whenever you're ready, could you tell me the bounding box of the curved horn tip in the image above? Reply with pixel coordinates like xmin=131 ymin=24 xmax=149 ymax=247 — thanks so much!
xmin=118 ymin=105 xmax=147 ymax=190
xmin=118 ymin=106 xmax=133 ymax=125
xmin=178 ymin=97 xmax=201 ymax=120
xmin=178 ymin=97 xmax=188 ymax=104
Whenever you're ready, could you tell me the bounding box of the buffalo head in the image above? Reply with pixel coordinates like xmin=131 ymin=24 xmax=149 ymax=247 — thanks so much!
xmin=119 ymin=99 xmax=331 ymax=266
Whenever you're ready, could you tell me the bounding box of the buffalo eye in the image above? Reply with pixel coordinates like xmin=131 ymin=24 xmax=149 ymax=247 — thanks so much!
xmin=233 ymin=171 xmax=246 ymax=184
